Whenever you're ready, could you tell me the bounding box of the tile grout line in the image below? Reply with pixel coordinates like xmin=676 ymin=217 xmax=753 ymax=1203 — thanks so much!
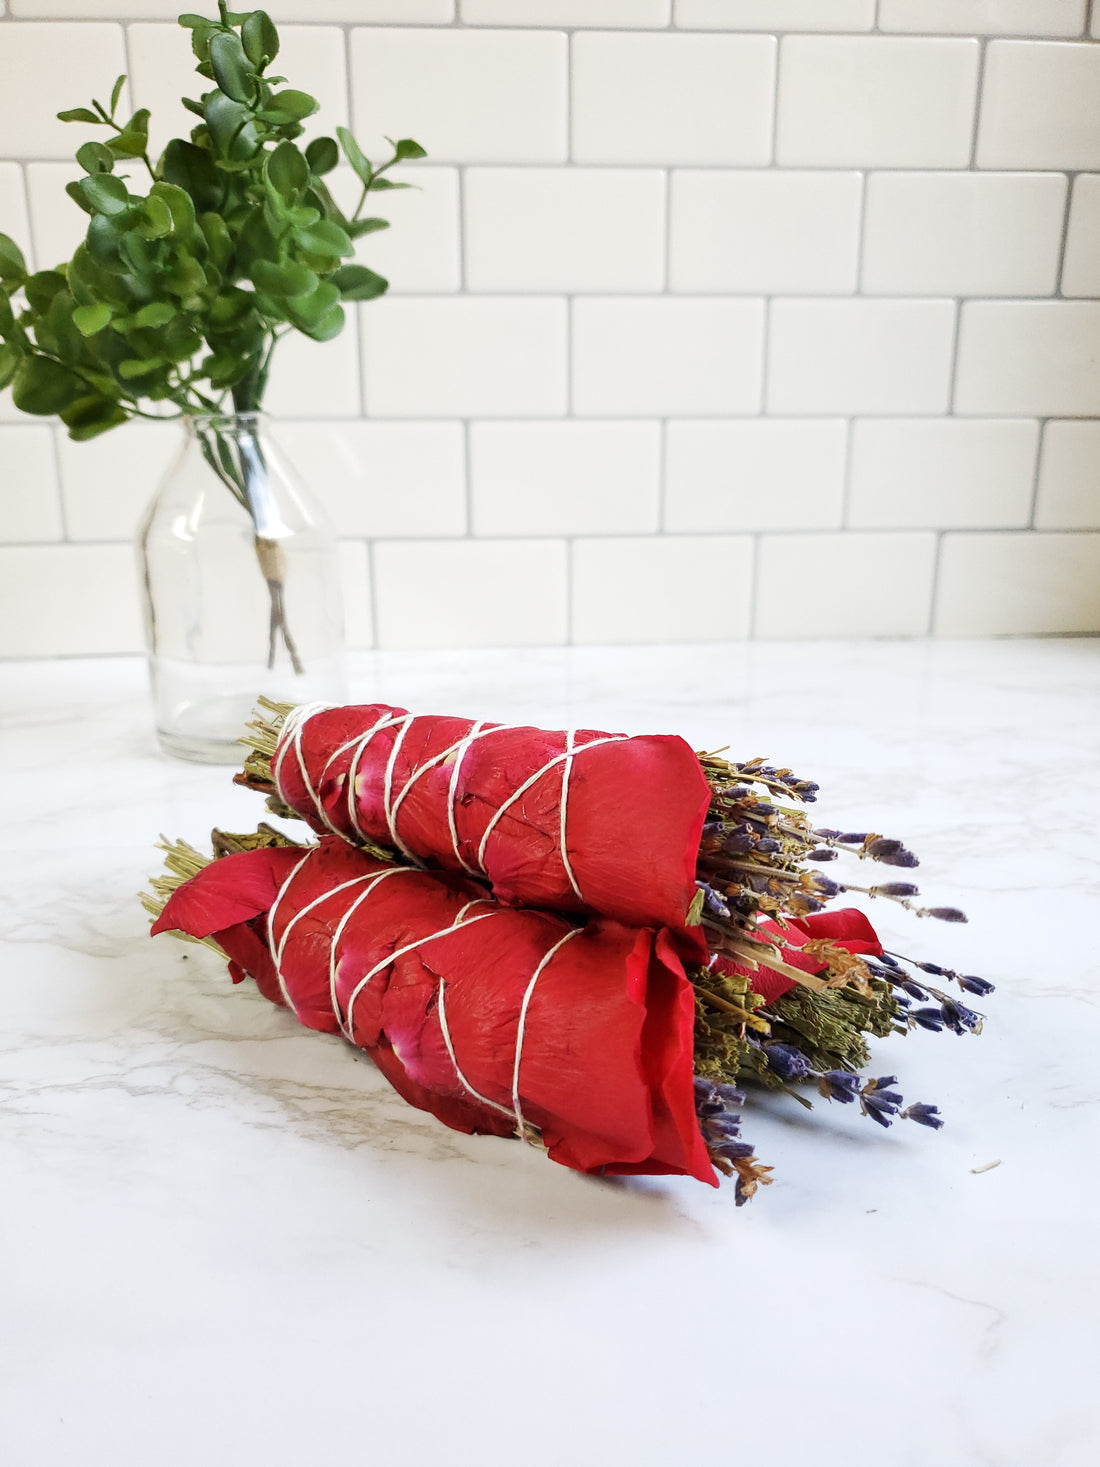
xmin=925 ymin=529 xmax=944 ymax=637
xmin=1054 ymin=170 xmax=1078 ymax=298
xmin=1026 ymin=418 xmax=1049 ymax=531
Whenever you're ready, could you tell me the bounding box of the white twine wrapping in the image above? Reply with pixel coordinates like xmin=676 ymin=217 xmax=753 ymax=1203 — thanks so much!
xmin=273 ymin=705 xmax=628 ymax=909
xmin=266 ymin=853 xmax=576 ymax=1143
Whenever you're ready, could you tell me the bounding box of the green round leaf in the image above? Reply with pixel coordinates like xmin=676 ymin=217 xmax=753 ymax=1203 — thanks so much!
xmin=62 ymin=395 xmax=130 ymax=440
xmin=258 ymin=88 xmax=318 ymax=124
xmin=12 ymin=355 xmax=84 ymax=415
xmin=330 ymin=264 xmax=388 ymax=302
xmin=392 ymin=137 xmax=427 ymax=161
xmin=0 ymin=341 xmax=21 ymax=391
xmin=242 ymin=11 xmax=280 ymax=69
xmin=135 ymin=301 xmax=177 ymax=329
xmin=294 ymin=218 xmax=353 ymax=260
xmin=57 ymin=108 xmax=101 ymax=125
xmin=73 ymin=302 xmax=113 ymax=337
xmin=305 ymin=136 xmax=338 ymax=176
xmin=79 ymin=173 xmax=130 ymax=217
xmin=76 ymin=141 xmax=115 ymax=175
xmin=24 ymin=271 xmax=68 ymax=314
xmin=210 ymin=31 xmax=257 ymax=105
xmin=265 ymin=141 xmax=308 ymax=199
xmin=118 ymin=356 xmax=166 ymax=380
xmin=347 ymin=217 xmax=390 ymax=239
xmin=0 ymin=232 xmax=27 ymax=284
xmin=162 ymin=141 xmax=223 ymax=215
xmin=251 ymin=258 xmax=318 ymax=298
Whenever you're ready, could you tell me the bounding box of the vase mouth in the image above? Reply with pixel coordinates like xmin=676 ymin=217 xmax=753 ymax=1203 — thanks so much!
xmin=184 ymin=410 xmax=265 ymax=431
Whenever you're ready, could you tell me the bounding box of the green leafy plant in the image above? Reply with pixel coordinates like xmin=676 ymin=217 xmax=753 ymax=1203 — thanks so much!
xmin=0 ymin=4 xmax=423 ymax=670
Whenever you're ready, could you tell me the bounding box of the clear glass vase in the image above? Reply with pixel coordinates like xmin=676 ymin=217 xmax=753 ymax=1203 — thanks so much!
xmin=137 ymin=412 xmax=346 ymax=763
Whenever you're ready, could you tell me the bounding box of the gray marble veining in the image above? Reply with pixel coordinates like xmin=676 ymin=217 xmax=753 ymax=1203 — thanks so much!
xmin=2 ymin=639 xmax=1098 ymax=1466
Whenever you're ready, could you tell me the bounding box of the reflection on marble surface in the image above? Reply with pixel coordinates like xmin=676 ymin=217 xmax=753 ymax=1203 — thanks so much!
xmin=2 ymin=639 xmax=1099 ymax=1466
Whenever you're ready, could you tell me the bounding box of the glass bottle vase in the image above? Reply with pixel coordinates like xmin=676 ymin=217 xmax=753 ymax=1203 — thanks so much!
xmin=137 ymin=412 xmax=346 ymax=763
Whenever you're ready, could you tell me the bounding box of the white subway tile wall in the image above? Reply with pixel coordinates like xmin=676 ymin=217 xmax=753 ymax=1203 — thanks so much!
xmin=0 ymin=6 xmax=1098 ymax=654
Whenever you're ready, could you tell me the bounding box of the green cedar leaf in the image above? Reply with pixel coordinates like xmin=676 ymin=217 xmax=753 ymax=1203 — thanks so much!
xmin=305 ymin=136 xmax=338 ymax=176
xmin=293 ymin=218 xmax=352 ymax=259
xmin=76 ymin=141 xmax=115 ymax=175
xmin=79 ymin=173 xmax=130 ymax=216
xmin=135 ymin=301 xmax=176 ymax=329
xmin=330 ymin=264 xmax=388 ymax=302
xmin=62 ymin=395 xmax=130 ymax=440
xmin=251 ymin=259 xmax=318 ymax=297
xmin=12 ymin=355 xmax=84 ymax=415
xmin=242 ymin=11 xmax=280 ymax=70
xmin=257 ymin=89 xmax=318 ymax=124
xmin=209 ymin=31 xmax=256 ymax=105
xmin=73 ymin=302 xmax=112 ymax=336
xmin=265 ymin=140 xmax=308 ymax=199
xmin=65 ymin=181 xmax=95 ymax=216
xmin=346 ymin=217 xmax=390 ymax=239
xmin=23 ymin=271 xmax=68 ymax=313
xmin=390 ymin=137 xmax=427 ymax=161
xmin=336 ymin=126 xmax=371 ymax=187
xmin=0 ymin=233 xmax=27 ymax=283
xmin=110 ymin=75 xmax=126 ymax=116
xmin=0 ymin=340 xmax=22 ymax=390
xmin=57 ymin=108 xmax=101 ymax=125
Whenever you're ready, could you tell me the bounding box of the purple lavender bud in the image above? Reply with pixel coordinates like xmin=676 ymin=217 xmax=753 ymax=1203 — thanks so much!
xmin=806 ymin=848 xmax=838 ymax=862
xmin=812 ymin=875 xmax=841 ymax=897
xmin=900 ymin=978 xmax=928 ymax=1000
xmin=893 ymin=992 xmax=912 ymax=1007
xmin=860 ymin=1093 xmax=898 ymax=1128
xmin=813 ymin=828 xmax=840 ymax=839
xmin=958 ymin=974 xmax=995 ymax=996
xmin=928 ymin=907 xmax=968 ymax=924
xmin=707 ymin=1113 xmax=743 ymax=1136
xmin=876 ymin=953 xmax=900 ymax=969
xmin=866 ymin=838 xmax=903 ymax=858
xmin=756 ymin=837 xmax=781 ymax=854
xmin=877 ymin=882 xmax=919 ymax=898
xmin=713 ymin=1083 xmax=745 ymax=1107
xmin=818 ymin=1070 xmax=861 ymax=1104
xmin=763 ymin=1043 xmax=813 ymax=1082
xmin=836 ymin=832 xmax=869 ymax=844
xmin=880 ymin=849 xmax=919 ymax=868
xmin=903 ymin=1102 xmax=944 ymax=1130
xmin=696 ymin=881 xmax=731 ymax=919
xmin=716 ymin=1140 xmax=755 ymax=1161
xmin=723 ymin=828 xmax=755 ymax=855
xmin=693 ymin=1076 xmax=714 ymax=1095
xmin=871 ymin=1075 xmax=899 ymax=1090
xmin=912 ymin=1006 xmax=945 ymax=1032
xmin=940 ymin=998 xmax=981 ymax=1034
xmin=916 ymin=961 xmax=947 ymax=976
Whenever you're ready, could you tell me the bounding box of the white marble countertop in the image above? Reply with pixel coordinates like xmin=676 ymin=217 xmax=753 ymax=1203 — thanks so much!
xmin=3 ymin=639 xmax=1099 ymax=1467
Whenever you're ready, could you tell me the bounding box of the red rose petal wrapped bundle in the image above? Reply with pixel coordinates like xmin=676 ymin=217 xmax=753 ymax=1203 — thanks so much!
xmin=243 ymin=699 xmax=713 ymax=932
xmin=150 ymin=835 xmax=717 ymax=1186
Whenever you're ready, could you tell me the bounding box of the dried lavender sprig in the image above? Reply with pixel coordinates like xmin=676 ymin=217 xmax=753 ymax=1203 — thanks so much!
xmin=693 ymin=1076 xmax=773 ymax=1204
